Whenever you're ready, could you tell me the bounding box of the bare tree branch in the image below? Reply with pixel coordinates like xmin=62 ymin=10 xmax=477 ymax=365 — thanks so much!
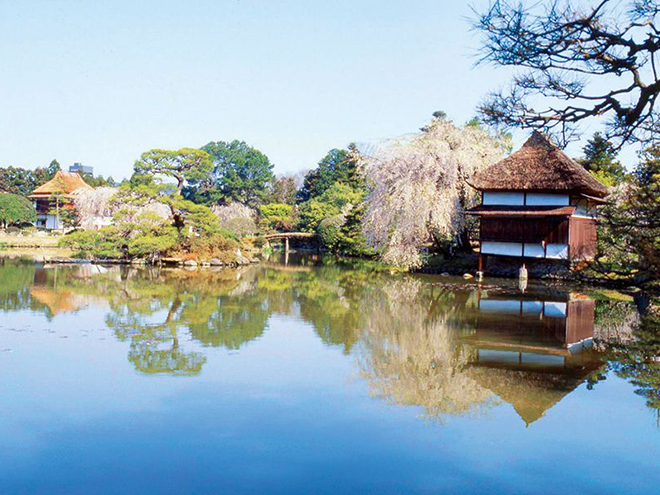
xmin=474 ymin=0 xmax=660 ymax=147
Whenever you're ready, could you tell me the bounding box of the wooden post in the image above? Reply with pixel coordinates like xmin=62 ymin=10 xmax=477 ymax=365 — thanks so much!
xmin=477 ymin=254 xmax=484 ymax=280
xmin=284 ymin=237 xmax=289 ymax=266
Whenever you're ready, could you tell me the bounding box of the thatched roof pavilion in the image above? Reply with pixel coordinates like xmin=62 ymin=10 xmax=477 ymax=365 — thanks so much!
xmin=28 ymin=171 xmax=93 ymax=200
xmin=28 ymin=171 xmax=93 ymax=230
xmin=468 ymin=131 xmax=608 ymax=198
xmin=466 ymin=132 xmax=609 ymax=267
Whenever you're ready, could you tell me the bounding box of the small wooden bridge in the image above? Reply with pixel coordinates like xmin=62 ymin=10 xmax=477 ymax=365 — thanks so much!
xmin=264 ymin=232 xmax=320 ymax=254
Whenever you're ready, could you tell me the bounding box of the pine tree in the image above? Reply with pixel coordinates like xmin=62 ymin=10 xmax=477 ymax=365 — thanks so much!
xmin=579 ymin=133 xmax=626 ymax=186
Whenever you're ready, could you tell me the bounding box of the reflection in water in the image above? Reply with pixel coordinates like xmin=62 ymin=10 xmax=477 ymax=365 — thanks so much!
xmin=0 ymin=256 xmax=655 ymax=424
xmin=465 ymin=289 xmax=603 ymax=425
xmin=603 ymin=314 xmax=660 ymax=416
xmin=356 ymin=279 xmax=497 ymax=420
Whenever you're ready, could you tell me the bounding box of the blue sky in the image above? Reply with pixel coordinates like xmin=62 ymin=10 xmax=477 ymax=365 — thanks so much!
xmin=0 ymin=0 xmax=636 ymax=180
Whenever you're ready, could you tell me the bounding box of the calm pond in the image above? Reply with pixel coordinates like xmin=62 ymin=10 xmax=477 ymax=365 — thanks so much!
xmin=0 ymin=254 xmax=658 ymax=494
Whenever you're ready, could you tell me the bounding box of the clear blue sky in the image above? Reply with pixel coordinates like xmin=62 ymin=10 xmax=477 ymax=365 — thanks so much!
xmin=0 ymin=0 xmax=636 ymax=180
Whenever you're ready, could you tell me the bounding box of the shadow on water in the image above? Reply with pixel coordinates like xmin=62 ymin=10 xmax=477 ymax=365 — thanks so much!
xmin=0 ymin=254 xmax=656 ymax=425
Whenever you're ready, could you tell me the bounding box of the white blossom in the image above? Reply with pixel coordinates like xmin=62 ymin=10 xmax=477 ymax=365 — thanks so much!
xmin=358 ymin=119 xmax=508 ymax=268
xmin=211 ymin=202 xmax=257 ymax=236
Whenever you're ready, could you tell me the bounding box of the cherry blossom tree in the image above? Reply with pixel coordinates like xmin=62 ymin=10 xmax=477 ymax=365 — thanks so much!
xmin=358 ymin=118 xmax=509 ymax=268
xmin=71 ymin=187 xmax=118 ymax=230
xmin=210 ymin=202 xmax=257 ymax=237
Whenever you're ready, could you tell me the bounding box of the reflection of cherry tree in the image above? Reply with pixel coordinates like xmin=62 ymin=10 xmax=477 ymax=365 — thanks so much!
xmin=356 ymin=278 xmax=497 ymax=420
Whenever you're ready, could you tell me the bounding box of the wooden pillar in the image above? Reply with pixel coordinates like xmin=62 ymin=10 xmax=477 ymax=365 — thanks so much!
xmin=284 ymin=237 xmax=289 ymax=266
xmin=477 ymin=254 xmax=484 ymax=280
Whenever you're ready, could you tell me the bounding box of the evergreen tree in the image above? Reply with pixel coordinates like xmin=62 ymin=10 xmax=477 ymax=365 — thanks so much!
xmin=296 ymin=145 xmax=361 ymax=203
xmin=578 ymin=132 xmax=626 ymax=186
xmin=599 ymin=143 xmax=660 ymax=285
xmin=187 ymin=140 xmax=275 ymax=207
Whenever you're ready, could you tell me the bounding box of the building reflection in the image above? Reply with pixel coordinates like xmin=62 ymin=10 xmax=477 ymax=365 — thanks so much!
xmin=463 ymin=288 xmax=603 ymax=425
xmin=3 ymin=256 xmax=650 ymax=424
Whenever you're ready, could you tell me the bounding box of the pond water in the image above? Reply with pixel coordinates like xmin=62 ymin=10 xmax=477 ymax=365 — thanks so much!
xmin=0 ymin=254 xmax=658 ymax=494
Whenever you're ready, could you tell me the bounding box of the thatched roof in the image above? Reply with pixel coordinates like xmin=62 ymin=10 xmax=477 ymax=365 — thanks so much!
xmin=468 ymin=132 xmax=609 ymax=198
xmin=467 ymin=366 xmax=586 ymax=426
xmin=28 ymin=171 xmax=93 ymax=199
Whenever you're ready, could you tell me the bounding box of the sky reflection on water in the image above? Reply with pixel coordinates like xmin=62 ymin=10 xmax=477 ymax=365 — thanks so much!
xmin=0 ymin=255 xmax=658 ymax=494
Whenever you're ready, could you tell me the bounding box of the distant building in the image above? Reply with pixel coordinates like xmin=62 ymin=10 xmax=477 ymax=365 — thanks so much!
xmin=28 ymin=171 xmax=93 ymax=230
xmin=69 ymin=162 xmax=93 ymax=176
xmin=466 ymin=132 xmax=609 ymax=271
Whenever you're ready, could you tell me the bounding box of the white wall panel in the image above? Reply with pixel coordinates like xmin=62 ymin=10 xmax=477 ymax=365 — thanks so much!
xmin=45 ymin=215 xmax=60 ymax=230
xmin=483 ymin=192 xmax=525 ymax=205
xmin=479 ymin=300 xmax=521 ymax=314
xmin=523 ymin=243 xmax=545 ymax=258
xmin=522 ymin=301 xmax=543 ymax=314
xmin=546 ymin=243 xmax=569 ymax=259
xmin=526 ymin=193 xmax=569 ymax=206
xmin=544 ymin=302 xmax=567 ymax=317
xmin=481 ymin=241 xmax=523 ymax=256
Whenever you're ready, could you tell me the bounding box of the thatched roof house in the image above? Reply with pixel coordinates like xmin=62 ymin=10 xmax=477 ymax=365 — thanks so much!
xmin=466 ymin=132 xmax=609 ymax=267
xmin=28 ymin=171 xmax=93 ymax=230
xmin=468 ymin=132 xmax=608 ymax=198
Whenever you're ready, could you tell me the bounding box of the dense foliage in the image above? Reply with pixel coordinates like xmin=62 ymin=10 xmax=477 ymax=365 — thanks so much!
xmin=0 ymin=160 xmax=60 ymax=197
xmin=134 ymin=148 xmax=213 ymax=195
xmin=0 ymin=193 xmax=37 ymax=228
xmin=259 ymin=203 xmax=296 ymax=232
xmin=295 ymin=147 xmax=372 ymax=256
xmin=297 ymin=146 xmax=361 ymax=203
xmin=597 ymin=144 xmax=660 ymax=287
xmin=268 ymin=175 xmax=298 ymax=205
xmin=185 ymin=140 xmax=275 ymax=207
xmin=61 ymin=164 xmax=238 ymax=261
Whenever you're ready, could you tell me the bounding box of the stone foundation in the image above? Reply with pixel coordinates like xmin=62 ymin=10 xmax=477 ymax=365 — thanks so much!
xmin=483 ymin=255 xmax=573 ymax=279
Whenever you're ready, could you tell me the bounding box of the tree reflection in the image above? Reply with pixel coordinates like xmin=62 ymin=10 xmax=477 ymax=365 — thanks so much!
xmin=356 ymin=279 xmax=497 ymax=421
xmin=0 ymin=255 xmax=654 ymax=426
xmin=605 ymin=314 xmax=660 ymax=416
xmin=0 ymin=259 xmax=35 ymax=311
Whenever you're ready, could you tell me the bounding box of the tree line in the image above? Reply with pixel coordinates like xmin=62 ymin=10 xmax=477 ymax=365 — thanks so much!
xmin=1 ymin=0 xmax=658 ymax=291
